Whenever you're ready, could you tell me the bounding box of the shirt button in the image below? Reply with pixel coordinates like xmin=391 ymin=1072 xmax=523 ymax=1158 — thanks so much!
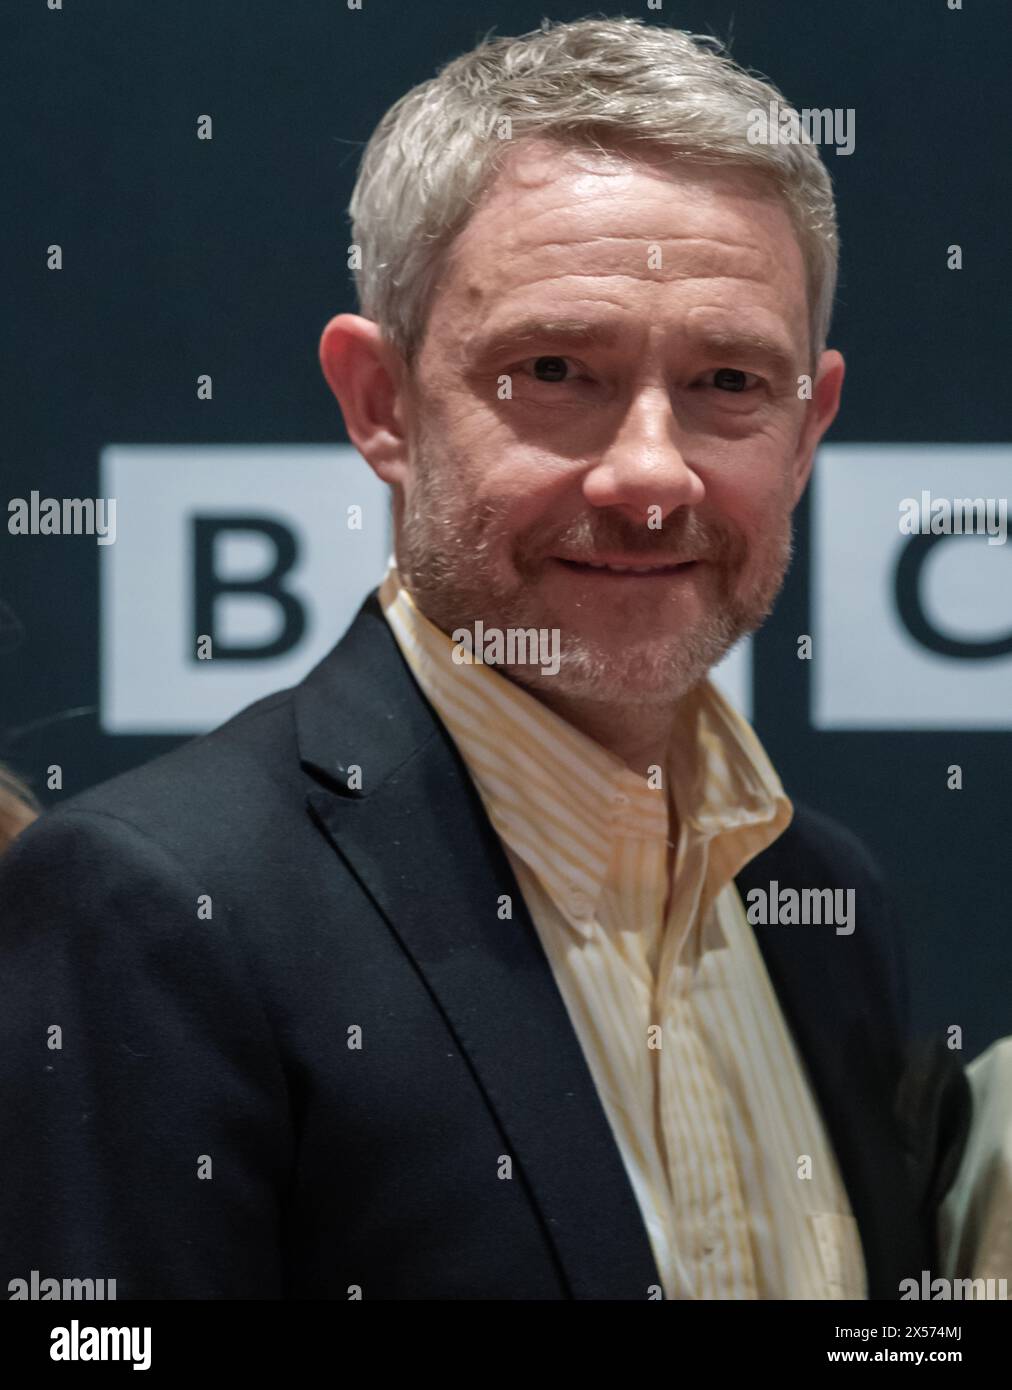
xmin=612 ymin=791 xmax=629 ymax=807
xmin=699 ymin=1224 xmax=720 ymax=1258
xmin=567 ymin=889 xmax=593 ymax=919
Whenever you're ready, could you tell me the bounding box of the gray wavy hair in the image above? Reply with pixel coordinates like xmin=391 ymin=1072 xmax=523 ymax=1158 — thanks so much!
xmin=348 ymin=16 xmax=840 ymax=370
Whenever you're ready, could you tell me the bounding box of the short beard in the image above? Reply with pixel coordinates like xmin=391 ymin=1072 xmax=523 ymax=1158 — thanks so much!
xmin=396 ymin=438 xmax=794 ymax=707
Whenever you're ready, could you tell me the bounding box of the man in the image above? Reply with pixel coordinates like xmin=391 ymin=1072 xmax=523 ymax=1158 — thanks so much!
xmin=0 ymin=18 xmax=969 ymax=1299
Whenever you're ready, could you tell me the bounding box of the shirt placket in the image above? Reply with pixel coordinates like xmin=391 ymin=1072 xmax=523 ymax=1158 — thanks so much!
xmin=655 ymin=831 xmax=760 ymax=1299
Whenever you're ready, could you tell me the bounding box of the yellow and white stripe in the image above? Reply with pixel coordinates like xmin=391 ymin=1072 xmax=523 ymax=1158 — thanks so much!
xmin=380 ymin=562 xmax=866 ymax=1300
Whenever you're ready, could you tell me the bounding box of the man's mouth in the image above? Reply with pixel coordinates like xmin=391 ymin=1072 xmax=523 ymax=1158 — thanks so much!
xmin=552 ymin=555 xmax=700 ymax=577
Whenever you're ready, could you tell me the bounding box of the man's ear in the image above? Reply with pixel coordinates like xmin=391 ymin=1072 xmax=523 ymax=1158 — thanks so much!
xmin=318 ymin=314 xmax=410 ymax=488
xmin=791 ymin=348 xmax=845 ymax=505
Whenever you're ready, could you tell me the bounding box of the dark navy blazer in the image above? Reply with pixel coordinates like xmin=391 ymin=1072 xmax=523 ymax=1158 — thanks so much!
xmin=0 ymin=592 xmax=970 ymax=1298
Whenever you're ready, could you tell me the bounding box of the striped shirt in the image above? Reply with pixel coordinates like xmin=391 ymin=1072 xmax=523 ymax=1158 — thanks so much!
xmin=379 ymin=562 xmax=866 ymax=1299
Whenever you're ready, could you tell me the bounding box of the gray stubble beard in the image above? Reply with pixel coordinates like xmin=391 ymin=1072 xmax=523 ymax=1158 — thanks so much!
xmin=395 ymin=437 xmax=794 ymax=706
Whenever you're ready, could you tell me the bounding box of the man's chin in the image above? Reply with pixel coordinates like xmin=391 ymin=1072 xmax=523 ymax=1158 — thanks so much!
xmin=505 ymin=636 xmax=730 ymax=706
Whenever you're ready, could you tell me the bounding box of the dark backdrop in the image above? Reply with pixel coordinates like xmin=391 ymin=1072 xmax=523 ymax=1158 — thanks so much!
xmin=2 ymin=0 xmax=1009 ymax=1058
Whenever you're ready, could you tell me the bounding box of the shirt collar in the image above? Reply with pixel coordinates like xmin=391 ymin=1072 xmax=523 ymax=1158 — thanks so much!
xmin=378 ymin=561 xmax=792 ymax=936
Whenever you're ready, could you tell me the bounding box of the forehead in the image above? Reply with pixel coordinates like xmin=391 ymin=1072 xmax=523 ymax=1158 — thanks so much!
xmin=425 ymin=138 xmax=810 ymax=355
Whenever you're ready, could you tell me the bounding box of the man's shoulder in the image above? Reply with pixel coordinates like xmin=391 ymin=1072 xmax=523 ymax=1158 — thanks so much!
xmin=94 ymin=682 xmax=294 ymax=796
xmin=739 ymin=796 xmax=903 ymax=993
xmin=751 ymin=798 xmax=888 ymax=896
xmin=740 ymin=797 xmax=907 ymax=1036
xmin=17 ymin=683 xmax=307 ymax=880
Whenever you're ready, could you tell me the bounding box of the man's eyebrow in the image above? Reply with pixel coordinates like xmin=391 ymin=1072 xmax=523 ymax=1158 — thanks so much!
xmin=459 ymin=318 xmax=624 ymax=365
xmin=457 ymin=317 xmax=800 ymax=373
xmin=687 ymin=327 xmax=798 ymax=373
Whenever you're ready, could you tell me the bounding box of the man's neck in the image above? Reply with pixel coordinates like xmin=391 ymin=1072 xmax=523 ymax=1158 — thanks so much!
xmin=525 ymin=685 xmax=676 ymax=781
xmin=531 ymin=686 xmax=685 ymax=894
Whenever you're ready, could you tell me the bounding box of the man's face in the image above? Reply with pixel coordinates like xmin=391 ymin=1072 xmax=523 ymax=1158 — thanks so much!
xmin=393 ymin=140 xmax=839 ymax=705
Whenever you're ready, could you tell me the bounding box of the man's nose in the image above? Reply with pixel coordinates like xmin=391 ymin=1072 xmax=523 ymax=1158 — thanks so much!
xmin=581 ymin=386 xmax=705 ymax=523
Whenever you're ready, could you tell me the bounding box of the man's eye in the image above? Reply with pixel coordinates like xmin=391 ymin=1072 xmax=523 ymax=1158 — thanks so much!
xmin=706 ymin=368 xmax=761 ymax=392
xmin=527 ymin=356 xmax=576 ymax=383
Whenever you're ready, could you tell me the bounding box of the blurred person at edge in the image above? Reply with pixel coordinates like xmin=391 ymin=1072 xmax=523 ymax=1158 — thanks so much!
xmin=0 ymin=766 xmax=38 ymax=855
xmin=939 ymin=1040 xmax=1012 ymax=1296
xmin=0 ymin=18 xmax=974 ymax=1299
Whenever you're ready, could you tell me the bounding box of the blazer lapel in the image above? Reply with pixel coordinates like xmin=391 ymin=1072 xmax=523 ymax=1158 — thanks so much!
xmin=295 ymin=592 xmax=661 ymax=1299
xmin=735 ymin=841 xmax=922 ymax=1298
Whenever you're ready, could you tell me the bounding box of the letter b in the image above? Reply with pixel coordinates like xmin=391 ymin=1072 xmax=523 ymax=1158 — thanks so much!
xmin=193 ymin=517 xmax=306 ymax=660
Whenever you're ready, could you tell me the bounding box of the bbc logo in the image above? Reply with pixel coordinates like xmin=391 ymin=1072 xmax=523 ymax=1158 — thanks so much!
xmin=99 ymin=443 xmax=1010 ymax=735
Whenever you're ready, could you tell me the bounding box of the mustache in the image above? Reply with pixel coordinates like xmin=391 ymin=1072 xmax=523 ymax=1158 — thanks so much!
xmin=515 ymin=512 xmax=744 ymax=567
